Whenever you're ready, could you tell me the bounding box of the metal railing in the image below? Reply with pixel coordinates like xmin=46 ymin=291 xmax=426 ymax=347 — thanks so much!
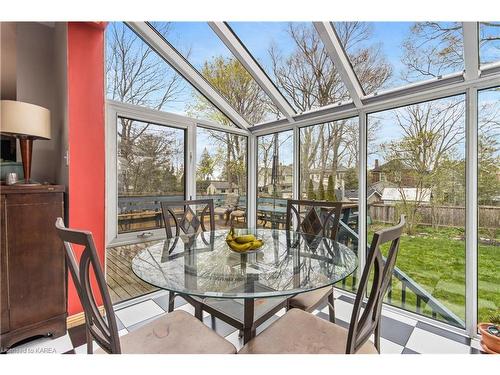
xmin=337 ymin=220 xmax=465 ymax=328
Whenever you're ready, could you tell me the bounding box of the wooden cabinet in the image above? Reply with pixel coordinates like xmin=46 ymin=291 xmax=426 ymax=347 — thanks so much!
xmin=0 ymin=185 xmax=66 ymax=352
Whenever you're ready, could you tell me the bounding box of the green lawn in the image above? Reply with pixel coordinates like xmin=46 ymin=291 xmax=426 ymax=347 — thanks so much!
xmin=339 ymin=223 xmax=499 ymax=326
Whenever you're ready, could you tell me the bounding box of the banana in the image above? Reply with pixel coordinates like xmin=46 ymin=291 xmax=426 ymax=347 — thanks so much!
xmin=227 ymin=240 xmax=252 ymax=252
xmin=226 ymin=227 xmax=235 ymax=242
xmin=234 ymin=234 xmax=256 ymax=244
xmin=249 ymin=239 xmax=263 ymax=250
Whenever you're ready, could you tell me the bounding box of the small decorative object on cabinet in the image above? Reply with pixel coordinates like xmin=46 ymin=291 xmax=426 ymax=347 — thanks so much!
xmin=0 ymin=185 xmax=66 ymax=352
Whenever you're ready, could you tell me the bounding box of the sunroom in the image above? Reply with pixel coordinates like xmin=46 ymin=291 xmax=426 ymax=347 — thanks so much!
xmin=0 ymin=12 xmax=499 ymax=360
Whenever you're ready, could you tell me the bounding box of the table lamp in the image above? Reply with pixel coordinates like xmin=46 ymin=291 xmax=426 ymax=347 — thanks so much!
xmin=1 ymin=100 xmax=51 ymax=185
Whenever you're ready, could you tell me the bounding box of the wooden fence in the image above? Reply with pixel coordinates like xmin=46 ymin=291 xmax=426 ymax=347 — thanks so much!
xmin=369 ymin=203 xmax=499 ymax=229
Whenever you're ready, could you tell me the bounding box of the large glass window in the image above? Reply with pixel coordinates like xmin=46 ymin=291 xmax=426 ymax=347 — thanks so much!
xmin=479 ymin=22 xmax=500 ymax=66
xmin=196 ymin=127 xmax=247 ymax=229
xmin=257 ymin=130 xmax=293 ymax=229
xmin=299 ymin=117 xmax=360 ymax=291
xmin=334 ymin=22 xmax=464 ymax=94
xmin=106 ymin=22 xmax=232 ymax=126
xmin=230 ymin=22 xmax=351 ymax=113
xmin=151 ymin=22 xmax=283 ymax=124
xmin=477 ymin=87 xmax=500 ymax=324
xmin=117 ymin=117 xmax=185 ymax=234
xmin=367 ymin=95 xmax=466 ymax=328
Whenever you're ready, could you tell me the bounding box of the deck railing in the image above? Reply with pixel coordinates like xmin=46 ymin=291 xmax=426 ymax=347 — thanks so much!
xmin=337 ymin=220 xmax=465 ymax=328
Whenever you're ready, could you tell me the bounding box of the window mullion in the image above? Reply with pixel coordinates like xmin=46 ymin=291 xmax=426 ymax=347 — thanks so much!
xmin=465 ymin=87 xmax=479 ymax=338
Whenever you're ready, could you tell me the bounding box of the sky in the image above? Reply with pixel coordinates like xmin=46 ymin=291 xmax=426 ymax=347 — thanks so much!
xmin=108 ymin=22 xmax=498 ymax=172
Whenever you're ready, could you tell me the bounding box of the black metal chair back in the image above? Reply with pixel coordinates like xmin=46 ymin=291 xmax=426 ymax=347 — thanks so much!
xmin=161 ymin=199 xmax=215 ymax=239
xmin=55 ymin=218 xmax=121 ymax=354
xmin=346 ymin=215 xmax=405 ymax=353
xmin=286 ymin=199 xmax=343 ymax=241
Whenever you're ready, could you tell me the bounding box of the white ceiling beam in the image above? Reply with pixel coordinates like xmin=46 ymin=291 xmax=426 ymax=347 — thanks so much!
xmin=208 ymin=22 xmax=296 ymax=122
xmin=462 ymin=22 xmax=480 ymax=81
xmin=126 ymin=22 xmax=251 ymax=130
xmin=313 ymin=22 xmax=365 ymax=108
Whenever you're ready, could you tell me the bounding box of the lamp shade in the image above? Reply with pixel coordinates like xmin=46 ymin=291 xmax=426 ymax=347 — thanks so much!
xmin=1 ymin=100 xmax=51 ymax=139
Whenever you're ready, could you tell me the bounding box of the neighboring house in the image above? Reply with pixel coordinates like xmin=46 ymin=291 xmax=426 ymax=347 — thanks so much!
xmin=369 ymin=159 xmax=417 ymax=187
xmin=344 ymin=188 xmax=382 ymax=205
xmin=381 ymin=187 xmax=431 ymax=204
xmin=258 ymin=164 xmax=293 ymax=195
xmin=307 ymin=165 xmax=347 ymax=189
xmin=206 ymin=181 xmax=239 ymax=195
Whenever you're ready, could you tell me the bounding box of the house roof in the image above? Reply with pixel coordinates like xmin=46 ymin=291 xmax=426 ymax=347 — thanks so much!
xmin=381 ymin=187 xmax=431 ymax=202
xmin=344 ymin=188 xmax=381 ymax=200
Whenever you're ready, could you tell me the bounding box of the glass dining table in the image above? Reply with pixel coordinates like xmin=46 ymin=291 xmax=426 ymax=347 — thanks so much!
xmin=131 ymin=228 xmax=358 ymax=343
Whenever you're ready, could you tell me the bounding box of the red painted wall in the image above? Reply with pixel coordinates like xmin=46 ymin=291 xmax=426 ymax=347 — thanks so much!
xmin=67 ymin=22 xmax=106 ymax=316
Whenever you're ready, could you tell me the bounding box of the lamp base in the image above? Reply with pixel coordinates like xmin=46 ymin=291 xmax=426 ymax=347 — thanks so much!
xmin=14 ymin=179 xmax=41 ymax=186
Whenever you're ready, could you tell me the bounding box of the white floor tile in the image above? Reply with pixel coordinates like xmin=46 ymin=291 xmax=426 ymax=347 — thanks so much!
xmin=470 ymin=338 xmax=482 ymax=351
xmin=274 ymin=308 xmax=286 ymax=317
xmin=379 ymin=337 xmax=404 ymax=354
xmin=406 ymin=328 xmax=470 ymax=354
xmin=8 ymin=334 xmax=73 ymax=354
xmin=322 ymin=299 xmax=353 ymax=322
xmin=115 ymin=300 xmax=164 ymax=327
xmin=224 ymin=330 xmax=243 ymax=352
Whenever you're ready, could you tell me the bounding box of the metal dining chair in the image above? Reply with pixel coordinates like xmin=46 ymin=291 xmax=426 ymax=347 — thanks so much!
xmin=54 ymin=217 xmax=236 ymax=354
xmin=238 ymin=215 xmax=406 ymax=354
xmin=160 ymin=199 xmax=287 ymax=337
xmin=285 ymin=199 xmax=344 ymax=322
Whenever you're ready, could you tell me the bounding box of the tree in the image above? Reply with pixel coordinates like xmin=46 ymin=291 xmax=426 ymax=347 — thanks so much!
xmin=269 ymin=23 xmax=390 ymax=196
xmin=197 ymin=148 xmax=215 ymax=181
xmin=317 ymin=180 xmax=325 ymax=200
xmin=307 ymin=179 xmax=316 ymax=200
xmin=326 ymin=175 xmax=336 ymax=202
xmin=107 ymin=22 xmax=186 ymax=195
xmin=190 ymin=56 xmax=274 ymax=193
xmin=381 ymin=97 xmax=466 ymax=233
xmin=343 ymin=168 xmax=358 ymax=190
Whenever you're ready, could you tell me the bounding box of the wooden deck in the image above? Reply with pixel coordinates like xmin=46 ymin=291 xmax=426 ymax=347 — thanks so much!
xmin=106 ymin=241 xmax=161 ymax=304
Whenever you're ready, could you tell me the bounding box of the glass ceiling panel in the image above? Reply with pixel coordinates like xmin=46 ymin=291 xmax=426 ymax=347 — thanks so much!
xmin=151 ymin=22 xmax=283 ymax=124
xmin=106 ymin=22 xmax=234 ymax=127
xmin=333 ymin=22 xmax=465 ymax=95
xmin=229 ymin=22 xmax=352 ymax=113
xmin=479 ymin=22 xmax=500 ymax=66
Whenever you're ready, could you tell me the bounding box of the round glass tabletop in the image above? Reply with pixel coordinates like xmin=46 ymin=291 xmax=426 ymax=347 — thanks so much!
xmin=132 ymin=228 xmax=358 ymax=299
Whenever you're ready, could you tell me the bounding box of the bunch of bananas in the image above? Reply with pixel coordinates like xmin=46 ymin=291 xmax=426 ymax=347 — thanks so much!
xmin=226 ymin=228 xmax=263 ymax=252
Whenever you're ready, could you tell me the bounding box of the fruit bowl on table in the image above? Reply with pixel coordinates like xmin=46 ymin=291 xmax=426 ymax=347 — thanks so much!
xmin=226 ymin=228 xmax=264 ymax=253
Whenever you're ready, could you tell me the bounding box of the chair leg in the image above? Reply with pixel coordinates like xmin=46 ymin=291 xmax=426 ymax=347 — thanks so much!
xmin=211 ymin=314 xmax=216 ymax=328
xmin=374 ymin=323 xmax=381 ymax=353
xmin=168 ymin=292 xmax=176 ymax=313
xmin=86 ymin=327 xmax=93 ymax=354
xmin=327 ymin=291 xmax=335 ymax=323
xmin=194 ymin=305 xmax=203 ymax=321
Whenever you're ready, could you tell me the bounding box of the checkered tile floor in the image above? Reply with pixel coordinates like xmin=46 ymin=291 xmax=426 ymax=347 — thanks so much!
xmin=5 ymin=290 xmax=485 ymax=354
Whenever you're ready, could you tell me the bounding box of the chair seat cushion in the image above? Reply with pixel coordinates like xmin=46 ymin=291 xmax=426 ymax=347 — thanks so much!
xmin=214 ymin=207 xmax=229 ymax=215
xmin=98 ymin=310 xmax=236 ymax=354
xmin=230 ymin=210 xmax=245 ymax=217
xmin=288 ymin=286 xmax=332 ymax=311
xmin=238 ymin=309 xmax=377 ymax=354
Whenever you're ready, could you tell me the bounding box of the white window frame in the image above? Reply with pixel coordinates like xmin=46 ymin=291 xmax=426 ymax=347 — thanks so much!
xmin=105 ymin=100 xmax=249 ymax=247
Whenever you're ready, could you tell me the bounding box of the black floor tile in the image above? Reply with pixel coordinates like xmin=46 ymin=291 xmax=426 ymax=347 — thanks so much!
xmin=337 ymin=294 xmax=355 ymax=304
xmin=402 ymin=347 xmax=419 ymax=354
xmin=203 ymin=315 xmax=238 ymax=338
xmin=62 ymin=349 xmax=76 ymax=354
xmin=415 ymin=321 xmax=471 ymax=346
xmin=379 ymin=315 xmax=414 ymax=347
